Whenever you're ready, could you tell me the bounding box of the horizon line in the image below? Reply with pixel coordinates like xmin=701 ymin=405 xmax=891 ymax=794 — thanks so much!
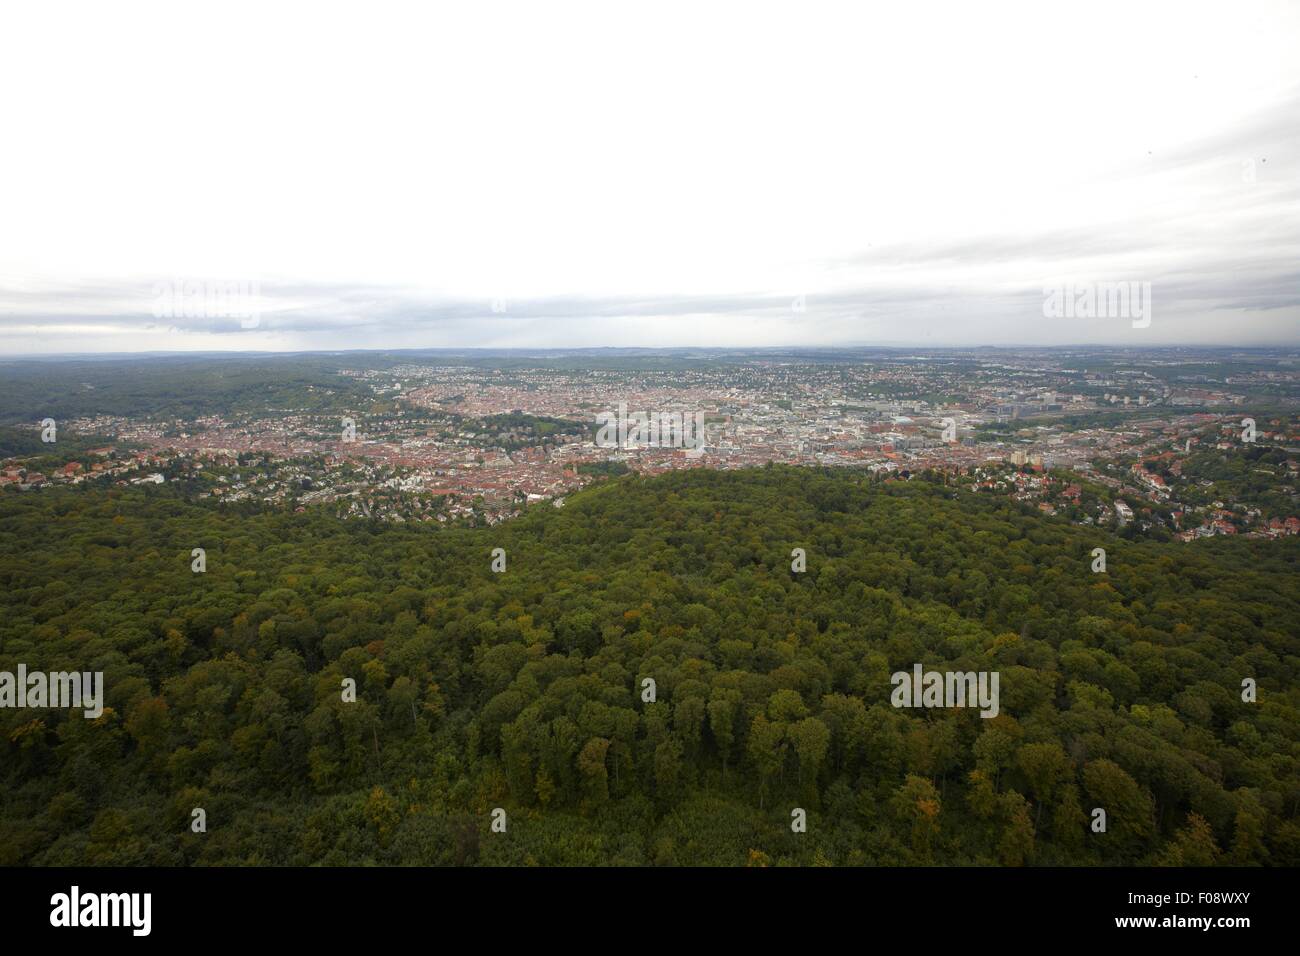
xmin=3 ymin=343 xmax=1299 ymax=360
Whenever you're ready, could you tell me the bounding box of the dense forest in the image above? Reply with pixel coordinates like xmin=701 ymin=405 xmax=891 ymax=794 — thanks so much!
xmin=0 ymin=356 xmax=388 ymax=424
xmin=1 ymin=466 xmax=1297 ymax=865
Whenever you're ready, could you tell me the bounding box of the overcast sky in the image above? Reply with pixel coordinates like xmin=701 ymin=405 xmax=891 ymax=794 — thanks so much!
xmin=1 ymin=0 xmax=1297 ymax=354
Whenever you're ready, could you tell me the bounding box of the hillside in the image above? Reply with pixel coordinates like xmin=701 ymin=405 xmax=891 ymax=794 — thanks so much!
xmin=1 ymin=466 xmax=1297 ymax=865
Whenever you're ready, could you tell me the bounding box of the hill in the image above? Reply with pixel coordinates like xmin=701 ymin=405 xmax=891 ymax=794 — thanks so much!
xmin=1 ymin=466 xmax=1297 ymax=865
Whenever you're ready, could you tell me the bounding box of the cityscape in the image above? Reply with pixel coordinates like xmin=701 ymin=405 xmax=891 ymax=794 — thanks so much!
xmin=6 ymin=348 xmax=1296 ymax=541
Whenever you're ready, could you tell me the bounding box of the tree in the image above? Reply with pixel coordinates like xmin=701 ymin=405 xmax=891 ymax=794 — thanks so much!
xmin=789 ymin=717 xmax=830 ymax=789
xmin=1158 ymin=812 xmax=1220 ymax=866
xmin=1016 ymin=741 xmax=1072 ymax=831
xmin=1229 ymin=790 xmax=1269 ymax=866
xmin=708 ymin=689 xmax=740 ymax=778
xmin=966 ymin=769 xmax=998 ymax=820
xmin=673 ymin=696 xmax=707 ymax=757
xmin=1082 ymin=759 xmax=1155 ymax=859
xmin=577 ymin=737 xmax=611 ymax=809
xmin=653 ymin=737 xmax=684 ymax=803
xmin=998 ymin=791 xmax=1035 ymax=866
xmin=891 ymin=775 xmax=942 ymax=861
xmin=747 ymin=715 xmax=786 ymax=809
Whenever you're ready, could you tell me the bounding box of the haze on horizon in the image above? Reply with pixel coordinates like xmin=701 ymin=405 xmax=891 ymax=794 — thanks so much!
xmin=2 ymin=0 xmax=1298 ymax=355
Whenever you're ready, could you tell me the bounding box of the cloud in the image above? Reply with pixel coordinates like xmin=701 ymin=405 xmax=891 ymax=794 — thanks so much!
xmin=1 ymin=3 xmax=1297 ymax=352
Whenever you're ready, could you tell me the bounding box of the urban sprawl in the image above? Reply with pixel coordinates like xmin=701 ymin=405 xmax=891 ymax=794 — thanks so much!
xmin=5 ymin=352 xmax=1297 ymax=542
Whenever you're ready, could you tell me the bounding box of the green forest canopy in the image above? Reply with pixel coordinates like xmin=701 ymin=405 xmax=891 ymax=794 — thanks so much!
xmin=1 ymin=465 xmax=1297 ymax=866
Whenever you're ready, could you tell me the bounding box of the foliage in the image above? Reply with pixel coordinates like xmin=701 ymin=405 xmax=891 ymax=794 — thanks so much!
xmin=2 ymin=466 xmax=1297 ymax=865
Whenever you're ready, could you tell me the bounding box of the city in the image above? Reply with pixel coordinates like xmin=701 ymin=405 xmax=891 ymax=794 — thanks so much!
xmin=5 ymin=349 xmax=1295 ymax=540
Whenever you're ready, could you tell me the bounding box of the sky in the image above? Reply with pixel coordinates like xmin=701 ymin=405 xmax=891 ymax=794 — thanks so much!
xmin=1 ymin=0 xmax=1297 ymax=354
